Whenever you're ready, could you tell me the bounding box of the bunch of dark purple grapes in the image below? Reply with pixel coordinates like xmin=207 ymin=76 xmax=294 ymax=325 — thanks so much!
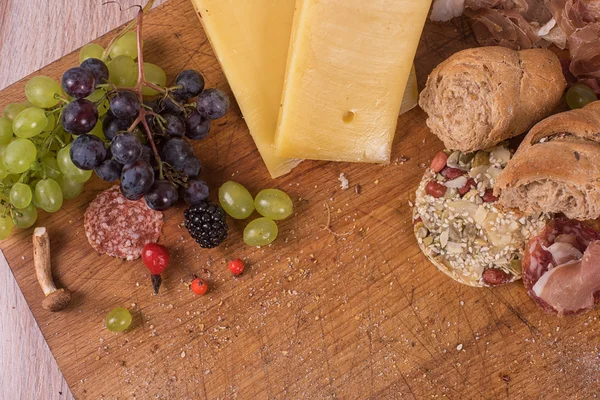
xmin=62 ymin=57 xmax=230 ymax=212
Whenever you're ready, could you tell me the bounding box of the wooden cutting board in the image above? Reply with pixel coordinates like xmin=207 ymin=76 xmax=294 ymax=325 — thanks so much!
xmin=1 ymin=1 xmax=597 ymax=398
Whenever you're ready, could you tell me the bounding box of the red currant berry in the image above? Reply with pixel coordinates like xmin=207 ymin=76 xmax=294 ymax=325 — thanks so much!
xmin=228 ymin=258 xmax=245 ymax=276
xmin=142 ymin=243 xmax=170 ymax=275
xmin=191 ymin=278 xmax=208 ymax=296
xmin=141 ymin=243 xmax=170 ymax=294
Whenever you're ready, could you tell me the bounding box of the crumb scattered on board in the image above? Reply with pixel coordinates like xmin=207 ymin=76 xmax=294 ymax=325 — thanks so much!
xmin=338 ymin=173 xmax=349 ymax=190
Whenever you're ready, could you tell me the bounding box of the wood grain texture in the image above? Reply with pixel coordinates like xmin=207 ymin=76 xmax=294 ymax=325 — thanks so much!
xmin=0 ymin=1 xmax=165 ymax=399
xmin=0 ymin=0 xmax=598 ymax=398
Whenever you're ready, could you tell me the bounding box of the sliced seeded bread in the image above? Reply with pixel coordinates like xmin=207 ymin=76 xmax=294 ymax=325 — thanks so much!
xmin=495 ymin=101 xmax=600 ymax=220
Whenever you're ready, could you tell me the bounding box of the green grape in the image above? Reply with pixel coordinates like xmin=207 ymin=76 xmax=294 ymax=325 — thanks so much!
xmin=97 ymin=98 xmax=110 ymax=116
xmin=79 ymin=43 xmax=104 ymax=63
xmin=0 ymin=117 xmax=13 ymax=145
xmin=88 ymin=120 xmax=106 ymax=140
xmin=142 ymin=63 xmax=167 ymax=96
xmin=254 ymin=189 xmax=293 ymax=220
xmin=243 ymin=217 xmax=278 ymax=246
xmin=5 ymin=174 xmax=22 ymax=186
xmin=105 ymin=307 xmax=133 ymax=332
xmin=12 ymin=203 xmax=37 ymax=229
xmin=56 ymin=145 xmax=92 ymax=183
xmin=0 ymin=213 xmax=14 ymax=240
xmin=41 ymin=156 xmax=62 ymax=180
xmin=0 ymin=162 xmax=9 ymax=181
xmin=4 ymin=138 xmax=37 ymax=173
xmin=34 ymin=178 xmax=63 ymax=213
xmin=12 ymin=107 xmax=48 ymax=138
xmin=218 ymin=181 xmax=255 ymax=219
xmin=566 ymin=83 xmax=598 ymax=110
xmin=3 ymin=103 xmax=26 ymax=121
xmin=108 ymin=55 xmax=138 ymax=87
xmin=43 ymin=112 xmax=57 ymax=132
xmin=86 ymin=88 xmax=106 ymax=102
xmin=109 ymin=32 xmax=140 ymax=59
xmin=21 ymin=100 xmax=35 ymax=108
xmin=10 ymin=183 xmax=32 ymax=209
xmin=29 ymin=179 xmax=41 ymax=208
xmin=25 ymin=76 xmax=62 ymax=108
xmin=58 ymin=176 xmax=83 ymax=199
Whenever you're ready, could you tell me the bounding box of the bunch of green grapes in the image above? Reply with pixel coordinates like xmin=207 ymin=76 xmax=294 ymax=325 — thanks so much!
xmin=0 ymin=81 xmax=91 ymax=239
xmin=218 ymin=181 xmax=293 ymax=246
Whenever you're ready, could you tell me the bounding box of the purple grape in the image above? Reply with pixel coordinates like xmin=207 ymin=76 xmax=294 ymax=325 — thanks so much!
xmin=185 ymin=111 xmax=210 ymax=140
xmin=143 ymin=100 xmax=158 ymax=127
xmin=80 ymin=58 xmax=109 ymax=84
xmin=161 ymin=138 xmax=193 ymax=171
xmin=173 ymin=70 xmax=205 ymax=100
xmin=140 ymin=145 xmax=153 ymax=164
xmin=70 ymin=134 xmax=106 ymax=170
xmin=62 ymin=67 xmax=95 ymax=98
xmin=94 ymin=159 xmax=123 ymax=182
xmin=181 ymin=178 xmax=209 ymax=205
xmin=144 ymin=99 xmax=158 ymax=111
xmin=157 ymin=95 xmax=185 ymax=115
xmin=183 ymin=156 xmax=201 ymax=177
xmin=110 ymin=90 xmax=140 ymax=119
xmin=160 ymin=113 xmax=186 ymax=138
xmin=144 ymin=180 xmax=179 ymax=211
xmin=120 ymin=160 xmax=154 ymax=200
xmin=111 ymin=133 xmax=142 ymax=165
xmin=61 ymin=98 xmax=98 ymax=135
xmin=102 ymin=112 xmax=132 ymax=141
xmin=196 ymin=88 xmax=230 ymax=120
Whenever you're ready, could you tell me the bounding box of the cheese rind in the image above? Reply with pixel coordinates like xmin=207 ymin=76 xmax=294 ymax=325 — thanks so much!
xmin=274 ymin=0 xmax=432 ymax=163
xmin=191 ymin=0 xmax=302 ymax=178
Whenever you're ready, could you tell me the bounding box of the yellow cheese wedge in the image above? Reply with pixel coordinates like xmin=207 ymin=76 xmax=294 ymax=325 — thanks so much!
xmin=401 ymin=66 xmax=419 ymax=116
xmin=274 ymin=0 xmax=432 ymax=163
xmin=190 ymin=0 xmax=302 ymax=178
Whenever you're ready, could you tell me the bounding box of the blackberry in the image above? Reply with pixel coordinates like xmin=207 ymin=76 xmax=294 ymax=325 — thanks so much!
xmin=184 ymin=201 xmax=228 ymax=248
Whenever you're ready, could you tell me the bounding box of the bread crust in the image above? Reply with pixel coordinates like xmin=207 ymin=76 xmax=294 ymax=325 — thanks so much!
xmin=419 ymin=47 xmax=566 ymax=152
xmin=495 ymin=101 xmax=600 ymax=220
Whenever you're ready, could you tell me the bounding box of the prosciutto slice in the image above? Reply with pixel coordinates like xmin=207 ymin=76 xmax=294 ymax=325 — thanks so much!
xmin=430 ymin=0 xmax=600 ymax=79
xmin=532 ymin=241 xmax=600 ymax=314
xmin=523 ymin=218 xmax=600 ymax=315
xmin=542 ymin=241 xmax=583 ymax=265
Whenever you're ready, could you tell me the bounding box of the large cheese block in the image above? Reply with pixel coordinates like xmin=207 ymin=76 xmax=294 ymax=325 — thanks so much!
xmin=190 ymin=0 xmax=302 ymax=178
xmin=274 ymin=0 xmax=432 ymax=163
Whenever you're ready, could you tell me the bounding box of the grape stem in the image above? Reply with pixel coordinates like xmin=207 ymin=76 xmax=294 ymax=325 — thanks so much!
xmin=121 ymin=6 xmax=166 ymax=180
xmin=53 ymin=94 xmax=70 ymax=104
xmin=101 ymin=0 xmax=155 ymax=62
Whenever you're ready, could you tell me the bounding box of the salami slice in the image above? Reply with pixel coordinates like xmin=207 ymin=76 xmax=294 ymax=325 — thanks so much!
xmin=84 ymin=186 xmax=164 ymax=261
xmin=523 ymin=218 xmax=600 ymax=315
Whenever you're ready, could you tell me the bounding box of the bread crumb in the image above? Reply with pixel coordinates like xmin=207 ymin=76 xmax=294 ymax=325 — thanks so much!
xmin=338 ymin=173 xmax=349 ymax=190
xmin=456 ymin=343 xmax=463 ymax=351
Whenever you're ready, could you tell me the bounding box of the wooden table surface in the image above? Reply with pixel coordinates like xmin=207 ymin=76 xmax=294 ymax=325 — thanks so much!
xmin=3 ymin=1 xmax=600 ymax=399
xmin=0 ymin=1 xmax=166 ymax=399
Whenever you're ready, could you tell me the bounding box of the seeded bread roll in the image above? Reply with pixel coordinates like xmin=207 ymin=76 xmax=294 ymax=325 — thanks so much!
xmin=413 ymin=144 xmax=549 ymax=287
xmin=495 ymin=101 xmax=600 ymax=220
xmin=419 ymin=47 xmax=566 ymax=152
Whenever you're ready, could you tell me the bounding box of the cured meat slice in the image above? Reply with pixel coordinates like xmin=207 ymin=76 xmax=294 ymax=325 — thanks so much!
xmin=523 ymin=218 xmax=600 ymax=315
xmin=532 ymin=242 xmax=600 ymax=314
xmin=84 ymin=186 xmax=164 ymax=261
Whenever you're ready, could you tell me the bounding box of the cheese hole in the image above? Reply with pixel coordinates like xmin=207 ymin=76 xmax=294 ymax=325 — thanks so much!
xmin=342 ymin=111 xmax=355 ymax=124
